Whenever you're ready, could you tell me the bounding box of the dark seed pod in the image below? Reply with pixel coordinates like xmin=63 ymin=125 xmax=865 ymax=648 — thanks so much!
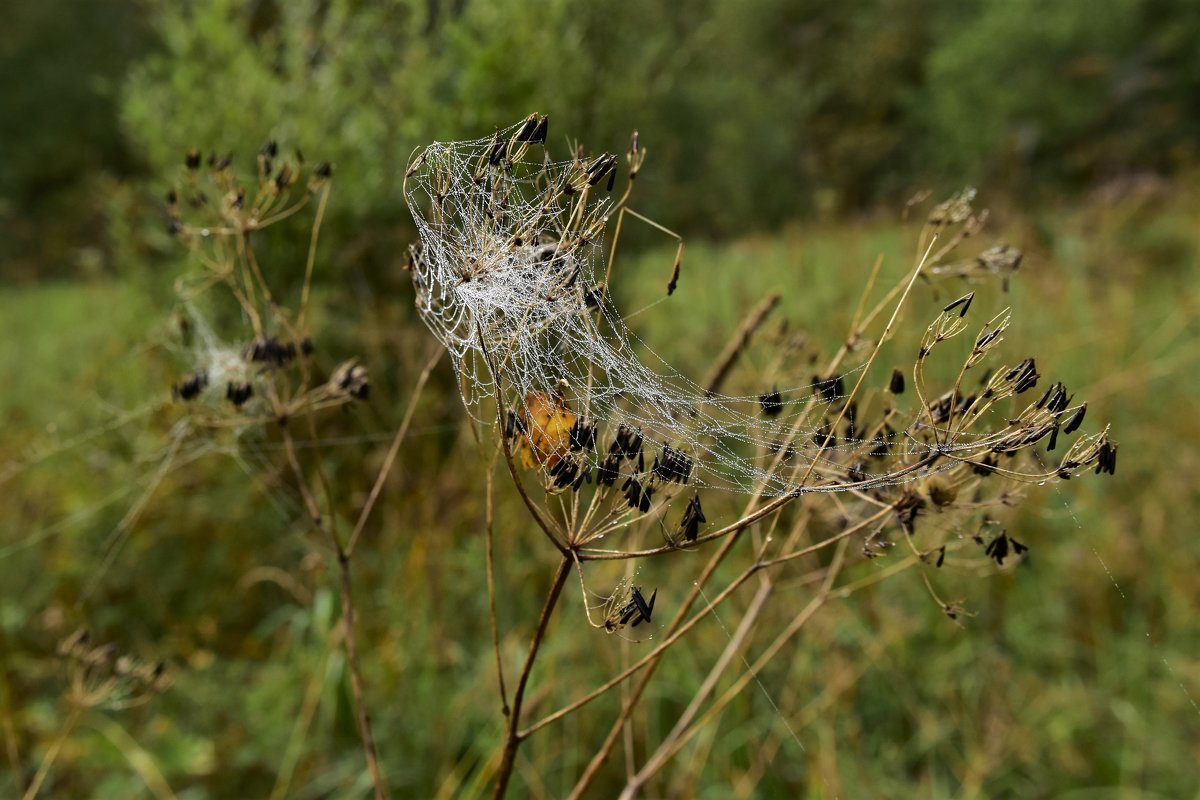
xmin=225 ymin=381 xmax=253 ymax=407
xmin=1062 ymin=403 xmax=1087 ymax=435
xmin=530 ymin=116 xmax=549 ymax=144
xmin=569 ymin=418 xmax=598 ymax=452
xmin=943 ymin=291 xmax=974 ymax=317
xmin=813 ymin=374 xmax=845 ymax=402
xmin=679 ymin=494 xmax=705 ymax=542
xmin=652 ymin=445 xmax=694 ymax=484
xmin=488 ymin=136 xmax=507 ymax=166
xmin=610 ymin=424 xmax=643 ymax=460
xmin=759 ymin=389 xmax=783 ymax=417
xmin=984 ymin=532 xmax=1010 ymax=565
xmin=597 ymin=453 xmax=621 ymax=486
xmin=622 ymin=476 xmax=643 ymax=510
xmin=515 ymin=114 xmax=539 ymax=142
xmin=173 ymin=370 xmax=208 ymax=401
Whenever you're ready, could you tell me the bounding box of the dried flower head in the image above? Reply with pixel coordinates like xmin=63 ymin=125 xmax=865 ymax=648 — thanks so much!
xmin=57 ymin=629 xmax=172 ymax=711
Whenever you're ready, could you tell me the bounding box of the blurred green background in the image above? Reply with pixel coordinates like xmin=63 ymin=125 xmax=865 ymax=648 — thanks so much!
xmin=2 ymin=0 xmax=1198 ymax=797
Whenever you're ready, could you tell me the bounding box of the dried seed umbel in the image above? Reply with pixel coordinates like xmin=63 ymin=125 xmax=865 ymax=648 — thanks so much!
xmin=604 ymin=586 xmax=658 ymax=632
xmin=976 ymin=243 xmax=1023 ymax=285
xmin=57 ymin=629 xmax=172 ymax=711
xmin=894 ymin=491 xmax=925 ymax=533
xmin=626 ymin=129 xmax=646 ymax=179
xmin=245 ymin=336 xmax=298 ymax=367
xmin=504 ymin=409 xmax=525 ymax=441
xmin=652 ymin=445 xmax=694 ymax=484
xmin=514 ymin=114 xmax=539 ymax=143
xmin=610 ymin=424 xmax=644 ymax=460
xmin=926 ymin=477 xmax=957 ymax=507
xmin=584 ymin=283 xmax=607 ymax=309
xmin=621 ymin=475 xmax=652 ymax=513
xmin=402 ymin=123 xmax=1118 ymax=610
xmin=678 ymin=493 xmax=706 ymax=542
xmin=928 ymin=188 xmax=976 ymax=227
xmin=984 ymin=532 xmax=1028 ymax=566
xmin=549 ymin=454 xmax=588 ymax=490
xmin=596 ymin=453 xmax=621 ymax=486
xmin=1008 ymin=358 xmax=1040 ymax=394
xmin=330 ymin=361 xmax=370 ymax=400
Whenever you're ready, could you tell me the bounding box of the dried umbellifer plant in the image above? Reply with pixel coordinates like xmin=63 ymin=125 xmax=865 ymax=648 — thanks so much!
xmin=18 ymin=630 xmax=173 ymax=800
xmin=161 ymin=141 xmax=450 ymax=800
xmin=22 ymin=140 xmax=439 ymax=800
xmin=403 ymin=116 xmax=1117 ymax=798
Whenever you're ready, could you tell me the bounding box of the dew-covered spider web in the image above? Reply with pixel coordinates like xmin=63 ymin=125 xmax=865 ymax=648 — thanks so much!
xmin=403 ymin=117 xmax=962 ymax=497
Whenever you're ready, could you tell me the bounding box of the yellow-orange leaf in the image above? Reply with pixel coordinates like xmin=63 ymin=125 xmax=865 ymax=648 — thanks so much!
xmin=517 ymin=390 xmax=576 ymax=469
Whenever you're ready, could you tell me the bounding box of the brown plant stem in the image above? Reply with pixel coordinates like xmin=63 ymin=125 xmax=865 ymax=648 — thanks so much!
xmin=1 ymin=623 xmax=27 ymax=796
xmin=566 ymin=528 xmax=752 ymax=800
xmin=335 ymin=551 xmax=388 ymax=800
xmin=346 ymin=347 xmax=443 ymax=556
xmin=21 ymin=706 xmax=81 ymax=800
xmin=525 ymin=497 xmax=897 ymax=741
xmin=485 ymin=458 xmax=510 ymax=715
xmin=281 ymin=432 xmax=389 ymax=800
xmin=492 ymin=556 xmax=573 ymax=800
xmin=617 ymin=581 xmax=774 ymax=799
xmin=618 ymin=512 xmax=822 ymax=797
xmin=564 ymin=244 xmax=934 ymax=795
xmin=621 ymin=537 xmax=850 ymax=797
xmin=562 ymin=503 xmax=899 ymax=797
xmin=702 ymin=290 xmax=781 ymax=394
xmin=298 ymin=182 xmax=331 ymax=331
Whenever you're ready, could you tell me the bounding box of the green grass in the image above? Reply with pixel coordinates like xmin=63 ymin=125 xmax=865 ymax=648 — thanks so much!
xmin=3 ymin=193 xmax=1199 ymax=798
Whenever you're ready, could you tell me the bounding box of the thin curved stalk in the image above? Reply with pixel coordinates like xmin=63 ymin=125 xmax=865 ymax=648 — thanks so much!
xmin=492 ymin=556 xmax=572 ymax=799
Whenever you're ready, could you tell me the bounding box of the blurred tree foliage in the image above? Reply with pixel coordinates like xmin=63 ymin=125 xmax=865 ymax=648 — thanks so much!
xmin=0 ymin=0 xmax=153 ymax=280
xmin=921 ymin=0 xmax=1200 ymax=190
xmin=4 ymin=0 xmax=1200 ymax=281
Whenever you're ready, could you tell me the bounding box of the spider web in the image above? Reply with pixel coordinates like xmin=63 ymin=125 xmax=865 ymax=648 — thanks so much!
xmin=404 ymin=119 xmax=946 ymax=496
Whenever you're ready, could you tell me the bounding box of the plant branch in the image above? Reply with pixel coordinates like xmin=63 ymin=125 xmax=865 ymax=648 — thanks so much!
xmin=21 ymin=706 xmax=81 ymax=800
xmin=486 ymin=456 xmax=510 ymax=715
xmin=492 ymin=556 xmax=572 ymax=799
xmin=346 ymin=347 xmax=443 ymax=556
xmin=281 ymin=431 xmax=388 ymax=800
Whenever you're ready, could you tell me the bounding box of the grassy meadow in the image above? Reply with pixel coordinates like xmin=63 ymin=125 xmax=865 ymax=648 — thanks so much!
xmin=2 ymin=181 xmax=1198 ymax=798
